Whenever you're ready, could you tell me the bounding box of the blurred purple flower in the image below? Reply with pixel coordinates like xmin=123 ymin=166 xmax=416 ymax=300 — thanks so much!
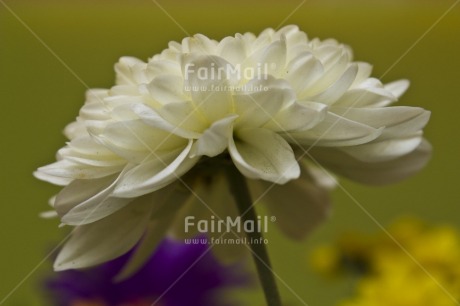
xmin=44 ymin=237 xmax=250 ymax=306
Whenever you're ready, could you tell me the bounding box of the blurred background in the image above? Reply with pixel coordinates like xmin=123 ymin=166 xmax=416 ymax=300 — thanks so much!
xmin=1 ymin=0 xmax=459 ymax=305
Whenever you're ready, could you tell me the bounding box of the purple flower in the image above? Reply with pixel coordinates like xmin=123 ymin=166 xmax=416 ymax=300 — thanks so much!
xmin=44 ymin=237 xmax=249 ymax=306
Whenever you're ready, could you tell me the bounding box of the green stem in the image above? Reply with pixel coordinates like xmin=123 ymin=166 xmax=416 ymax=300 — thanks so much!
xmin=225 ymin=166 xmax=282 ymax=306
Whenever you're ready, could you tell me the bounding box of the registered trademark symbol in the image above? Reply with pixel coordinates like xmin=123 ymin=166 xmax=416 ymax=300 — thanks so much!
xmin=270 ymin=216 xmax=276 ymax=222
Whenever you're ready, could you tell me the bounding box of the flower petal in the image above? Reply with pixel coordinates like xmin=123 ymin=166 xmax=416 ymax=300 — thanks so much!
xmin=54 ymin=198 xmax=153 ymax=271
xmin=331 ymin=106 xmax=431 ymax=139
xmin=334 ymin=87 xmax=396 ymax=107
xmin=340 ymin=133 xmax=423 ymax=162
xmin=34 ymin=171 xmax=73 ymax=186
xmin=219 ymin=36 xmax=247 ymax=66
xmin=146 ymin=74 xmax=188 ymax=105
xmin=132 ymin=103 xmax=201 ymax=139
xmin=116 ymin=183 xmax=192 ymax=280
xmin=95 ymin=119 xmax=188 ymax=163
xmin=113 ymin=140 xmax=199 ymax=198
xmin=58 ymin=136 xmax=126 ymax=167
xmin=285 ymin=52 xmax=324 ymax=93
xmin=310 ymin=63 xmax=358 ymax=105
xmin=35 ymin=159 xmax=122 ymax=180
xmin=190 ymin=114 xmax=238 ymax=158
xmin=229 ymin=128 xmax=300 ymax=184
xmin=115 ymin=56 xmax=148 ymax=85
xmin=311 ymin=139 xmax=432 ymax=185
xmin=56 ymin=169 xmax=137 ymax=226
xmin=55 ymin=174 xmax=117 ymax=217
xmin=244 ymin=38 xmax=287 ymax=78
xmin=233 ymin=78 xmax=295 ymax=129
xmin=182 ymin=55 xmax=234 ymax=122
xmin=263 ymin=101 xmax=327 ymax=132
xmin=302 ymin=49 xmax=349 ymax=97
xmin=289 ymin=112 xmax=382 ymax=147
xmin=157 ymin=100 xmax=210 ymax=134
xmin=350 ymin=62 xmax=373 ymax=88
xmin=385 ymin=79 xmax=410 ymax=99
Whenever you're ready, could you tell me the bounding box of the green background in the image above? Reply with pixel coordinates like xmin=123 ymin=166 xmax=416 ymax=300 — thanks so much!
xmin=1 ymin=0 xmax=459 ymax=305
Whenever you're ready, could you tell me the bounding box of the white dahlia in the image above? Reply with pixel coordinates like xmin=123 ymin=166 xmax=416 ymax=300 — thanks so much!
xmin=35 ymin=25 xmax=431 ymax=273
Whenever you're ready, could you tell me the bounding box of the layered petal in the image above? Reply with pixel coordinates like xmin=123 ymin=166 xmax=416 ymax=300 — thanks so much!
xmin=116 ymin=183 xmax=192 ymax=280
xmin=229 ymin=128 xmax=300 ymax=184
xmin=55 ymin=170 xmax=135 ymax=225
xmin=311 ymin=139 xmax=432 ymax=185
xmin=263 ymin=101 xmax=327 ymax=132
xmin=113 ymin=140 xmax=199 ymax=197
xmin=233 ymin=77 xmax=295 ymax=129
xmin=35 ymin=159 xmax=122 ymax=181
xmin=289 ymin=112 xmax=383 ymax=147
xmin=190 ymin=115 xmax=238 ymax=158
xmin=54 ymin=197 xmax=153 ymax=271
xmin=182 ymin=55 xmax=234 ymax=122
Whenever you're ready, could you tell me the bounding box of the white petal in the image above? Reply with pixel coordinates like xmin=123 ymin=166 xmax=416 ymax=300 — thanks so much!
xmin=219 ymin=36 xmax=247 ymax=65
xmin=263 ymin=101 xmax=327 ymax=132
xmin=334 ymin=87 xmax=396 ymax=107
xmin=310 ymin=63 xmax=358 ymax=104
xmin=116 ymin=183 xmax=191 ymax=280
xmin=182 ymin=55 xmax=234 ymax=122
xmin=311 ymin=139 xmax=432 ymax=185
xmin=35 ymin=159 xmax=122 ymax=180
xmin=350 ymin=62 xmax=373 ymax=88
xmin=59 ymin=136 xmax=126 ymax=167
xmin=302 ymin=49 xmax=349 ymax=96
xmin=384 ymin=79 xmax=410 ymax=99
xmin=182 ymin=34 xmax=217 ymax=54
xmin=132 ymin=103 xmax=201 ymax=139
xmin=289 ymin=112 xmax=382 ymax=147
xmin=244 ymin=39 xmax=287 ymax=78
xmin=62 ymin=196 xmax=131 ymax=226
xmin=113 ymin=140 xmax=199 ymax=197
xmin=146 ymin=74 xmax=188 ymax=105
xmin=54 ymin=198 xmax=153 ymax=271
xmin=34 ymin=170 xmax=73 ymax=186
xmin=340 ymin=134 xmax=423 ymax=162
xmin=233 ymin=78 xmax=295 ymax=129
xmin=285 ymin=52 xmax=324 ymax=93
xmin=115 ymin=56 xmax=147 ymax=85
xmin=64 ymin=120 xmax=88 ymax=140
xmin=190 ymin=115 xmax=238 ymax=158
xmin=39 ymin=210 xmax=59 ymax=219
xmin=146 ymin=58 xmax=181 ymax=77
xmin=330 ymin=106 xmax=430 ymax=139
xmin=56 ymin=170 xmax=135 ymax=225
xmin=95 ymin=119 xmax=188 ymax=163
xmin=157 ymin=101 xmax=210 ymax=134
xmin=229 ymin=128 xmax=300 ymax=184
xmin=55 ymin=174 xmax=114 ymax=214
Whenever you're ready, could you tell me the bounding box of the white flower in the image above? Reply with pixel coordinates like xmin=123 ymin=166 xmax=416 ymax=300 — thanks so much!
xmin=35 ymin=25 xmax=431 ymax=273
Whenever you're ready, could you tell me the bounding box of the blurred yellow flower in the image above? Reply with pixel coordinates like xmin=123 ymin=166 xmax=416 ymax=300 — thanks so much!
xmin=311 ymin=217 xmax=460 ymax=305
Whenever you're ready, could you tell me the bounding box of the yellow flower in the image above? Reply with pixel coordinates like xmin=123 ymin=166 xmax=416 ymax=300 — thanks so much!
xmin=311 ymin=217 xmax=460 ymax=305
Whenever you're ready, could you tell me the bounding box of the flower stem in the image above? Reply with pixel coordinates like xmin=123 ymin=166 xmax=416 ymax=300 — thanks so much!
xmin=225 ymin=166 xmax=282 ymax=306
